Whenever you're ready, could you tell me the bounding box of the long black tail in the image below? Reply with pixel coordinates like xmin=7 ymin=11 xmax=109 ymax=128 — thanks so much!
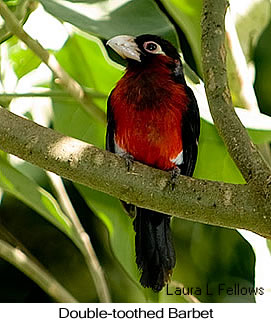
xmin=133 ymin=208 xmax=176 ymax=292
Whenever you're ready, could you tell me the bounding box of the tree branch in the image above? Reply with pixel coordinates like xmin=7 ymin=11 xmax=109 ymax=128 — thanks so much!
xmin=0 ymin=89 xmax=106 ymax=99
xmin=0 ymin=239 xmax=78 ymax=302
xmin=0 ymin=0 xmax=106 ymax=124
xmin=0 ymin=0 xmax=270 ymax=243
xmin=0 ymin=107 xmax=270 ymax=238
xmin=201 ymin=0 xmax=271 ymax=191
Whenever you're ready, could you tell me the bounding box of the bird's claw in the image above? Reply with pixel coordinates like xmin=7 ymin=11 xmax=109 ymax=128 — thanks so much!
xmin=168 ymin=167 xmax=181 ymax=191
xmin=122 ymin=153 xmax=134 ymax=171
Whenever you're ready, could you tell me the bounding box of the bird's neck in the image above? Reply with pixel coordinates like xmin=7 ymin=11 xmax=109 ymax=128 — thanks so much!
xmin=126 ymin=54 xmax=175 ymax=79
xmin=114 ymin=57 xmax=182 ymax=109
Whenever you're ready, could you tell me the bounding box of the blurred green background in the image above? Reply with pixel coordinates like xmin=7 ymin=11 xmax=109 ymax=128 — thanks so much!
xmin=0 ymin=0 xmax=270 ymax=303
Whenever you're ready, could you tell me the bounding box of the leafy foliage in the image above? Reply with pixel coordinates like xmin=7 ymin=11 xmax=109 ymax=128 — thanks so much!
xmin=0 ymin=0 xmax=270 ymax=302
xmin=0 ymin=157 xmax=73 ymax=239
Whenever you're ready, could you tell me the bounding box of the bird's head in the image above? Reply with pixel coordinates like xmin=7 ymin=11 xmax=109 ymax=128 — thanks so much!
xmin=107 ymin=34 xmax=183 ymax=79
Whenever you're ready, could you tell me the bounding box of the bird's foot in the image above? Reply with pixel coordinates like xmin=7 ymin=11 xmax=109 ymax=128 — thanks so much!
xmin=121 ymin=152 xmax=134 ymax=171
xmin=168 ymin=167 xmax=181 ymax=191
xmin=121 ymin=201 xmax=136 ymax=218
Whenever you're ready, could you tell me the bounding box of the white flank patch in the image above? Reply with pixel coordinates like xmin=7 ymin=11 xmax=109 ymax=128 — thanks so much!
xmin=114 ymin=141 xmax=127 ymax=156
xmin=170 ymin=150 xmax=183 ymax=165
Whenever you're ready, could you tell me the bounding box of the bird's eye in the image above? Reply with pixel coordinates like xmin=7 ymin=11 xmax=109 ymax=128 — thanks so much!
xmin=143 ymin=41 xmax=163 ymax=54
xmin=145 ymin=42 xmax=157 ymax=51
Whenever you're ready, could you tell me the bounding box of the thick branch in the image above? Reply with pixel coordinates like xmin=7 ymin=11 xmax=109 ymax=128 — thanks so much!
xmin=201 ymin=0 xmax=271 ymax=190
xmin=0 ymin=107 xmax=270 ymax=237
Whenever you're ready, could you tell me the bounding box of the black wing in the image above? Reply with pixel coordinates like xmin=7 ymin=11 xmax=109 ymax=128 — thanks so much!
xmin=106 ymin=89 xmax=136 ymax=216
xmin=106 ymin=91 xmax=116 ymax=153
xmin=180 ymin=85 xmax=200 ymax=176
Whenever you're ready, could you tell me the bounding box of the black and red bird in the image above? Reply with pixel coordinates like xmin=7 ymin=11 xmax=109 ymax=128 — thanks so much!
xmin=106 ymin=34 xmax=200 ymax=292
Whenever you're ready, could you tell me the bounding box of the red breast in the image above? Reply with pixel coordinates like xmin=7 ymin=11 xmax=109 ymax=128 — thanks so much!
xmin=111 ymin=56 xmax=189 ymax=170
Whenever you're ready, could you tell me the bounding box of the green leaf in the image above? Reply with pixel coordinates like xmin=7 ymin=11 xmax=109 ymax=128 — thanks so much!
xmin=8 ymin=41 xmax=42 ymax=79
xmin=4 ymin=0 xmax=21 ymax=7
xmin=0 ymin=157 xmax=73 ymax=239
xmin=0 ymin=1 xmax=31 ymax=44
xmin=237 ymin=109 xmax=271 ymax=144
xmin=160 ymin=0 xmax=202 ymax=72
xmin=39 ymin=0 xmax=179 ymax=47
xmin=226 ymin=1 xmax=271 ymax=108
xmin=53 ymin=34 xmax=120 ymax=148
xmin=194 ymin=118 xmax=271 ymax=183
xmin=194 ymin=119 xmax=246 ymax=183
xmin=232 ymin=0 xmax=271 ymax=61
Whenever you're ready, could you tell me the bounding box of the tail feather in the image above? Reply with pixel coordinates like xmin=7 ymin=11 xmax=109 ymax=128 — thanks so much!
xmin=133 ymin=208 xmax=176 ymax=292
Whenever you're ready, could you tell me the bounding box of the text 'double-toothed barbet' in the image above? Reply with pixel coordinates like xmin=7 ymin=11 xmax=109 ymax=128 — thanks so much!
xmin=106 ymin=34 xmax=200 ymax=292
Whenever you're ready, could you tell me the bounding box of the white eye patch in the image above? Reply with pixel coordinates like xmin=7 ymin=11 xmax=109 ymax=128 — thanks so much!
xmin=143 ymin=41 xmax=165 ymax=55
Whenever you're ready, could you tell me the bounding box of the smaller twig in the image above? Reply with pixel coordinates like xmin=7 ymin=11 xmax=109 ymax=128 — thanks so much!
xmin=170 ymin=281 xmax=201 ymax=303
xmin=0 ymin=0 xmax=106 ymax=124
xmin=0 ymin=89 xmax=107 ymax=99
xmin=0 ymin=0 xmax=30 ymax=44
xmin=0 ymin=238 xmax=78 ymax=302
xmin=0 ymin=223 xmax=43 ymax=266
xmin=47 ymin=171 xmax=111 ymax=303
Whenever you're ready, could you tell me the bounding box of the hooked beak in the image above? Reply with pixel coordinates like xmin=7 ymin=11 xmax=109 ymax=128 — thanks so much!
xmin=106 ymin=35 xmax=141 ymax=62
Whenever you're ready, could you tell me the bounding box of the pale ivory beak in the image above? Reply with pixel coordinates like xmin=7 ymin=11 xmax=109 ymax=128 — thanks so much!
xmin=106 ymin=35 xmax=141 ymax=62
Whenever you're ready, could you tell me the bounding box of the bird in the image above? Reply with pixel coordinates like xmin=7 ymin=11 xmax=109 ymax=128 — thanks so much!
xmin=106 ymin=34 xmax=200 ymax=292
